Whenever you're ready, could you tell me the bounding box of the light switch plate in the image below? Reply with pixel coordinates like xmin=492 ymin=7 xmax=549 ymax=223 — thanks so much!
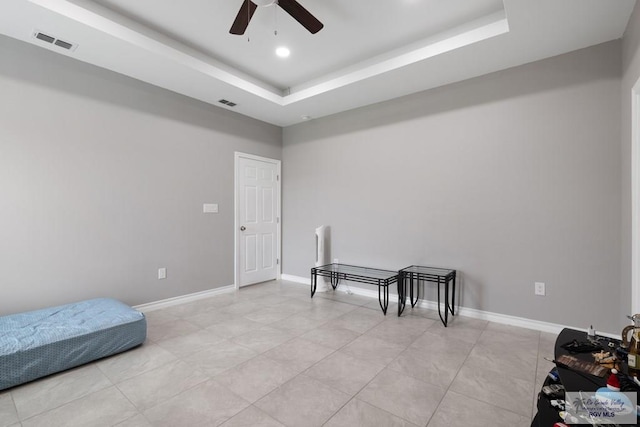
xmin=203 ymin=203 xmax=219 ymax=213
xmin=158 ymin=268 xmax=167 ymax=280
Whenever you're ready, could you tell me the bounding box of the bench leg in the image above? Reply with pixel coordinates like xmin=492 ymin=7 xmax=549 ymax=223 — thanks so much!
xmin=378 ymin=282 xmax=389 ymax=315
xmin=397 ymin=275 xmax=406 ymax=316
xmin=331 ymin=272 xmax=339 ymax=290
xmin=410 ymin=273 xmax=419 ymax=307
xmin=311 ymin=270 xmax=317 ymax=297
xmin=449 ymin=274 xmax=456 ymax=316
xmin=436 ymin=279 xmax=448 ymax=327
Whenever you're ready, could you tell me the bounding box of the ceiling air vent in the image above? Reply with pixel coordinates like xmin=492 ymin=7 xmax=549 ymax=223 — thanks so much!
xmin=33 ymin=30 xmax=77 ymax=51
xmin=35 ymin=32 xmax=54 ymax=44
xmin=218 ymin=99 xmax=237 ymax=107
xmin=54 ymin=39 xmax=73 ymax=50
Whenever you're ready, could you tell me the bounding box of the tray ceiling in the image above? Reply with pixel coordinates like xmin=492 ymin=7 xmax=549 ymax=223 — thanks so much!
xmin=0 ymin=0 xmax=635 ymax=126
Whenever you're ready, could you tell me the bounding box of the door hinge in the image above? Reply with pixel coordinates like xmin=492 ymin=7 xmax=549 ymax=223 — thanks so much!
xmin=277 ymin=258 xmax=279 ymax=265
xmin=277 ymin=217 xmax=280 ymax=223
xmin=277 ymin=175 xmax=279 ymax=181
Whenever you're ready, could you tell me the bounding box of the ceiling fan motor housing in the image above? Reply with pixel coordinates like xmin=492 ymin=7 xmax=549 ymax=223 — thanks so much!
xmin=252 ymin=0 xmax=276 ymax=6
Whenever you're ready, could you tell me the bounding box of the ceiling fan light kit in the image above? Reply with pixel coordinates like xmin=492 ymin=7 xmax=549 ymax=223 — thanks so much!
xmin=230 ymin=0 xmax=323 ymax=35
xmin=275 ymin=46 xmax=290 ymax=57
xmin=252 ymin=0 xmax=276 ymax=6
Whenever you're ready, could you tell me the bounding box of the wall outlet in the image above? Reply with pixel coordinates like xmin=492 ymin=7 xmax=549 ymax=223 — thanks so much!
xmin=534 ymin=282 xmax=545 ymax=296
xmin=158 ymin=267 xmax=167 ymax=280
xmin=333 ymin=258 xmax=339 ymax=264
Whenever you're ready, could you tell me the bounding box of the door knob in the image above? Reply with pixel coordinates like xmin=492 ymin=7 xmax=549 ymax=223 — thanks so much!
xmin=240 ymin=226 xmax=246 ymax=231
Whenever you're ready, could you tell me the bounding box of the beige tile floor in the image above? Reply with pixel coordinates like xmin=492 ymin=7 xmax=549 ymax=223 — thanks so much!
xmin=0 ymin=280 xmax=558 ymax=427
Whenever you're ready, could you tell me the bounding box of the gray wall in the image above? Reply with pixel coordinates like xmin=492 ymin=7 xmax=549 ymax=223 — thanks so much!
xmin=622 ymin=1 xmax=640 ymax=318
xmin=1 ymin=19 xmax=633 ymax=334
xmin=283 ymin=41 xmax=623 ymax=333
xmin=0 ymin=35 xmax=281 ymax=315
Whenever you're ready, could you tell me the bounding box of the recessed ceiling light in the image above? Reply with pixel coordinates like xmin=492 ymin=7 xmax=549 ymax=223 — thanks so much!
xmin=301 ymin=115 xmax=311 ymax=120
xmin=276 ymin=47 xmax=290 ymax=58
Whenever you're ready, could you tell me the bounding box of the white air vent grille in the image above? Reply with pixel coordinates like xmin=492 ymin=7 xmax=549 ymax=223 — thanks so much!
xmin=33 ymin=30 xmax=77 ymax=51
xmin=218 ymin=99 xmax=237 ymax=107
xmin=35 ymin=32 xmax=54 ymax=43
xmin=54 ymin=39 xmax=73 ymax=50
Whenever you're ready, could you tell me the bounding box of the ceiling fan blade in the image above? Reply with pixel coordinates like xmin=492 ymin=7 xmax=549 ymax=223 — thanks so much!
xmin=230 ymin=0 xmax=258 ymax=35
xmin=277 ymin=0 xmax=323 ymax=34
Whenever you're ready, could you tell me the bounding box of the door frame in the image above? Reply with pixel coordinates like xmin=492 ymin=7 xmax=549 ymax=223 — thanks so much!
xmin=632 ymin=79 xmax=640 ymax=313
xmin=234 ymin=152 xmax=282 ymax=289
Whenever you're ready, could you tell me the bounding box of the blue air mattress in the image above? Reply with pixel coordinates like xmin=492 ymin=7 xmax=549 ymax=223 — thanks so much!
xmin=0 ymin=298 xmax=146 ymax=390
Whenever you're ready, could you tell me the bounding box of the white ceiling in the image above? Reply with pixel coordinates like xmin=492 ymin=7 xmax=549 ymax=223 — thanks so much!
xmin=0 ymin=0 xmax=636 ymax=126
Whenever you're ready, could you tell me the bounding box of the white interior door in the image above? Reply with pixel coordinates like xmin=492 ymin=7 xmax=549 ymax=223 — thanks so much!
xmin=236 ymin=154 xmax=280 ymax=287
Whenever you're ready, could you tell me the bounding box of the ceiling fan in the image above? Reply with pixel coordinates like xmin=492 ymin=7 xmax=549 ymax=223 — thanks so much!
xmin=230 ymin=0 xmax=324 ymax=35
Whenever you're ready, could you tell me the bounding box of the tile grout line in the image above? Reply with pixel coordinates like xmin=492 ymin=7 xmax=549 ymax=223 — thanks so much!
xmin=8 ymin=390 xmax=18 ymax=424
xmin=437 ymin=325 xmax=541 ymax=422
xmin=252 ymin=293 xmax=399 ymax=426
xmin=422 ymin=318 xmax=491 ymax=426
xmin=110 ymin=380 xmax=147 ymax=427
xmin=12 ymin=364 xmax=115 ymax=423
xmin=17 ymin=383 xmax=121 ymax=425
xmin=315 ymin=310 xmax=436 ymax=426
xmin=213 ymin=292 xmax=366 ymax=424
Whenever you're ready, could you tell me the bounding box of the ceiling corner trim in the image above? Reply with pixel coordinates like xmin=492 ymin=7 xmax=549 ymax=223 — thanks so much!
xmin=28 ymin=0 xmax=509 ymax=109
xmin=282 ymin=10 xmax=510 ymax=105
xmin=28 ymin=0 xmax=285 ymax=104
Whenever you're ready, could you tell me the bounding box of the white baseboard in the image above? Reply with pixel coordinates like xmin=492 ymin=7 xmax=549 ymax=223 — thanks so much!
xmin=279 ymin=273 xmax=617 ymax=337
xmin=134 ymin=285 xmax=236 ymax=312
xmin=281 ymin=274 xmax=310 ymax=285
